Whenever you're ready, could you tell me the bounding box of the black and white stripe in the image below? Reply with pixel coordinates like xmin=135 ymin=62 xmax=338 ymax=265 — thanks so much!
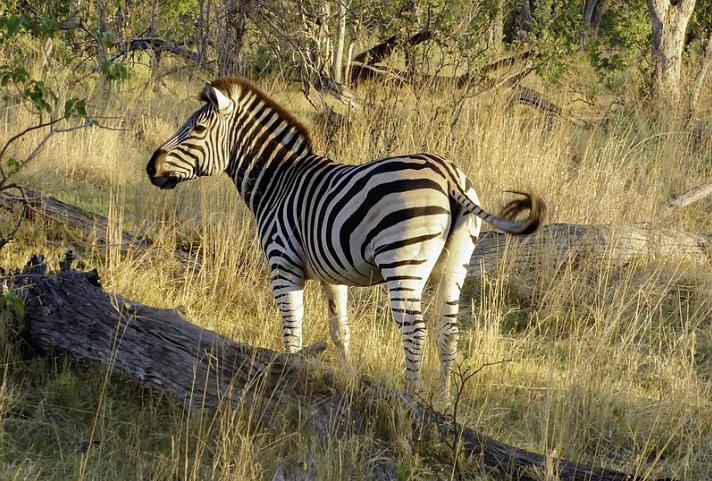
xmin=147 ymin=76 xmax=546 ymax=398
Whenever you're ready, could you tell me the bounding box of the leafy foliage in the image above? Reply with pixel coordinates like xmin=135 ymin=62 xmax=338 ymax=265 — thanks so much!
xmin=0 ymin=8 xmax=95 ymax=239
xmin=0 ymin=292 xmax=25 ymax=324
xmin=0 ymin=13 xmax=58 ymax=40
xmin=585 ymin=1 xmax=650 ymax=92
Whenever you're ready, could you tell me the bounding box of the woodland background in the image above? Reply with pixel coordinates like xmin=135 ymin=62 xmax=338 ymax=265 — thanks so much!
xmin=0 ymin=1 xmax=711 ymax=480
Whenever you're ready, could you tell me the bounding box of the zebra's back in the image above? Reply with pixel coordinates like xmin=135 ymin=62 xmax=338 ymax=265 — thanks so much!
xmin=267 ymin=152 xmax=472 ymax=287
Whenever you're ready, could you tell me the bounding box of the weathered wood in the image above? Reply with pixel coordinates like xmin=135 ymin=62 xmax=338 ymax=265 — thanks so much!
xmin=15 ymin=254 xmax=387 ymax=476
xmin=349 ymin=34 xmax=535 ymax=90
xmin=666 ymin=180 xmax=712 ymax=210
xmin=479 ymin=50 xmax=534 ymax=74
xmin=110 ymin=37 xmax=206 ymax=67
xmin=0 ymin=186 xmax=197 ymax=267
xmin=351 ymin=30 xmax=432 ymax=67
xmin=470 ymin=223 xmax=712 ymax=278
xmin=17 ymin=256 xmax=290 ymax=414
xmin=10 ymin=257 xmax=677 ymax=481
xmin=508 ymin=87 xmax=594 ymax=129
xmin=350 ymin=30 xmax=433 ymax=85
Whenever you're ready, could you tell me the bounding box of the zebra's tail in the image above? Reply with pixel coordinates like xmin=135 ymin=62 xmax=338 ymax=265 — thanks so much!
xmin=450 ymin=184 xmax=546 ymax=235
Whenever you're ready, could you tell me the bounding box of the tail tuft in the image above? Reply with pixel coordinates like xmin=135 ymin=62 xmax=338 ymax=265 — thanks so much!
xmin=499 ymin=190 xmax=546 ymax=235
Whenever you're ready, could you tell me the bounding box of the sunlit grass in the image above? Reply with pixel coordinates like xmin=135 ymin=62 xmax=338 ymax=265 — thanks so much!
xmin=0 ymin=68 xmax=710 ymax=480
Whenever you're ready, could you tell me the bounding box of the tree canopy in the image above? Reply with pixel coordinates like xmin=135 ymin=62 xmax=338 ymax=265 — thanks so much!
xmin=1 ymin=0 xmax=711 ymax=117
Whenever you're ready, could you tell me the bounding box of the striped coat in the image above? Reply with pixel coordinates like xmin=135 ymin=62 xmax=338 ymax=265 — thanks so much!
xmin=147 ymin=77 xmax=545 ymax=399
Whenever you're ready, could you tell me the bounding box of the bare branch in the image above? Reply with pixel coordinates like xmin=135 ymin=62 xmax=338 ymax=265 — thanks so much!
xmin=0 ymin=117 xmax=67 ymax=165
xmin=110 ymin=37 xmax=206 ymax=68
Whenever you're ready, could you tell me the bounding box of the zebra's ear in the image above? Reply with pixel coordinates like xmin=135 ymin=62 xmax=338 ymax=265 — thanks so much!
xmin=201 ymin=82 xmax=233 ymax=112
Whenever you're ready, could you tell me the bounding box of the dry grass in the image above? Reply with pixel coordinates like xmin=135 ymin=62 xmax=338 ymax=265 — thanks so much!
xmin=0 ymin=70 xmax=711 ymax=480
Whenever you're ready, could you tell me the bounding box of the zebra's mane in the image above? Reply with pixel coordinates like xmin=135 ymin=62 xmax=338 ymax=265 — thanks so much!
xmin=201 ymin=76 xmax=313 ymax=153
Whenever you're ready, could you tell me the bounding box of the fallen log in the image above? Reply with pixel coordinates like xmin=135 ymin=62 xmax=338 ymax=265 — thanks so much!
xmin=348 ymin=34 xmax=534 ymax=89
xmin=666 ymin=180 xmax=712 ymax=210
xmin=350 ymin=30 xmax=433 ymax=85
xmin=479 ymin=50 xmax=534 ymax=74
xmin=0 ymin=186 xmax=197 ymax=267
xmin=508 ymin=87 xmax=594 ymax=129
xmin=9 ymin=255 xmax=677 ymax=481
xmin=470 ymin=223 xmax=712 ymax=278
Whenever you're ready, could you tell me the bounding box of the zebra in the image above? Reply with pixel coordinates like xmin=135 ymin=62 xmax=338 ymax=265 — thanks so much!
xmin=146 ymin=76 xmax=546 ymax=399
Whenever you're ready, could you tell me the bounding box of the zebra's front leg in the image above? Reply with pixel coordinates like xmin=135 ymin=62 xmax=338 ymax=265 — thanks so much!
xmin=321 ymin=282 xmax=351 ymax=364
xmin=272 ymin=280 xmax=306 ymax=354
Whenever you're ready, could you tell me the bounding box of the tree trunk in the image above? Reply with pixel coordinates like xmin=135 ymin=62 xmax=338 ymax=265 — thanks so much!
xmin=487 ymin=0 xmax=505 ymax=53
xmin=470 ymin=223 xmax=712 ymax=278
xmin=197 ymin=0 xmax=211 ymax=70
xmin=297 ymin=0 xmax=332 ymax=76
xmin=0 ymin=186 xmax=197 ymax=267
xmin=349 ymin=30 xmax=432 ymax=85
xmin=582 ymin=0 xmax=609 ymax=38
xmin=687 ymin=31 xmax=712 ymax=122
xmin=646 ymin=0 xmax=697 ymax=107
xmin=91 ymin=0 xmax=112 ymax=110
xmin=218 ymin=0 xmax=253 ymax=76
xmin=10 ymin=257 xmax=679 ymax=481
xmin=332 ymin=0 xmax=347 ymax=83
xmin=515 ymin=0 xmax=535 ymax=40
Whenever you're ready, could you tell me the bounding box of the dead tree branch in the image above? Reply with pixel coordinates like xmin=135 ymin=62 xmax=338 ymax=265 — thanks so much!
xmin=508 ymin=86 xmax=594 ymax=129
xmin=352 ymin=30 xmax=433 ymax=67
xmin=110 ymin=37 xmax=208 ymax=68
xmin=479 ymin=49 xmax=534 ymax=74
xmin=350 ymin=30 xmax=433 ymax=85
xmin=666 ymin=180 xmax=712 ymax=210
xmin=0 ymin=187 xmax=196 ymax=267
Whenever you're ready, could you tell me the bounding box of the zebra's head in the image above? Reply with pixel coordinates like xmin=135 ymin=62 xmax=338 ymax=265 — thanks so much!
xmin=147 ymin=82 xmax=235 ymax=189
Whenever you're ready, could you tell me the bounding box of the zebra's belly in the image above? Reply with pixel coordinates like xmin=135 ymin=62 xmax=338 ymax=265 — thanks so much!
xmin=304 ymin=258 xmax=385 ymax=287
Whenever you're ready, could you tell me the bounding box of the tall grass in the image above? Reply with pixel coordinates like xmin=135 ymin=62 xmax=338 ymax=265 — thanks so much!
xmin=0 ymin=71 xmax=710 ymax=480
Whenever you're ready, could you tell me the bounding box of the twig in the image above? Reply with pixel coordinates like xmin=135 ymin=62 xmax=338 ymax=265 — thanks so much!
xmin=0 ymin=117 xmax=66 ymax=166
xmin=450 ymin=359 xmax=511 ymax=479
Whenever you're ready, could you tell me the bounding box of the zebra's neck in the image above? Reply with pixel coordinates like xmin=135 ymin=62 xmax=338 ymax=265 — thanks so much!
xmin=223 ymin=86 xmax=317 ymax=213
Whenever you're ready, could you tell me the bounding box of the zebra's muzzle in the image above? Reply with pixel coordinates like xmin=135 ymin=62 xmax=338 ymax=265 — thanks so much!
xmin=147 ymin=149 xmax=179 ymax=189
xmin=149 ymin=175 xmax=179 ymax=189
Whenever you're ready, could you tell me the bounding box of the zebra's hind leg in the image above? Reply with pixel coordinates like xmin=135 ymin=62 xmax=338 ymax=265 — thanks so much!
xmin=321 ymin=282 xmax=351 ymax=364
xmin=378 ymin=234 xmax=446 ymax=394
xmin=430 ymin=270 xmax=467 ymax=406
xmin=431 ymin=216 xmax=479 ymax=405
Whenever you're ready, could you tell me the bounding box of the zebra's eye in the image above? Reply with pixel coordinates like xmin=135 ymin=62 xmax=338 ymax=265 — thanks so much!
xmin=194 ymin=124 xmax=207 ymax=133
